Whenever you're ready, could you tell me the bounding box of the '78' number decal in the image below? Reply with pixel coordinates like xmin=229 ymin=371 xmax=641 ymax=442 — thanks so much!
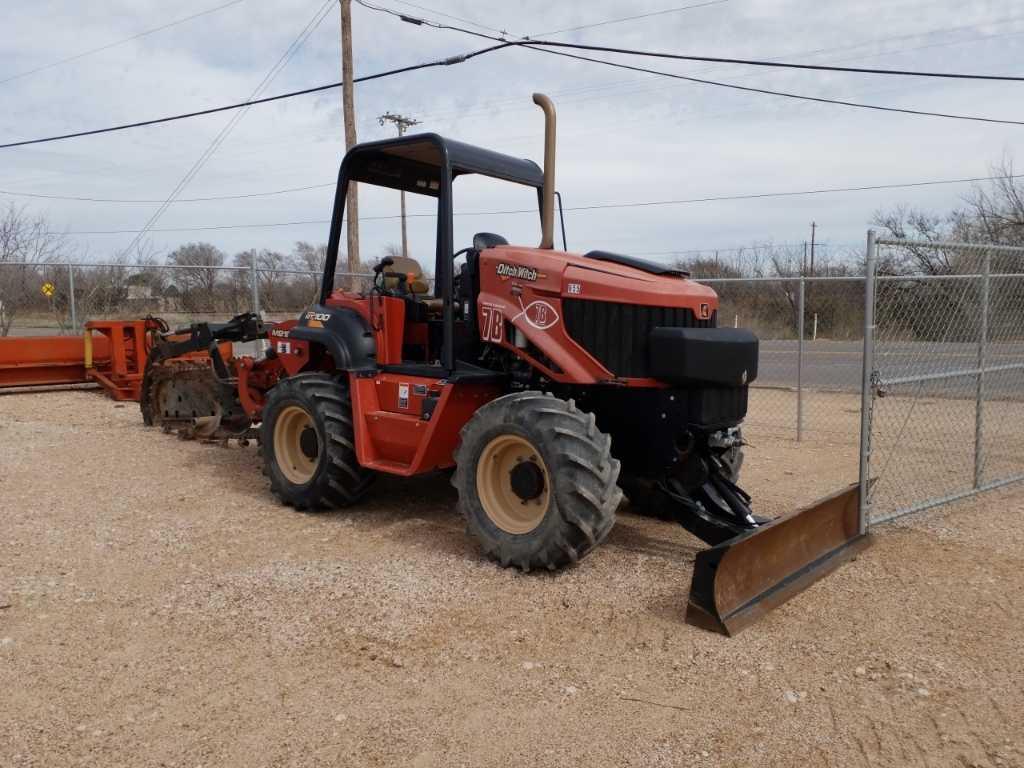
xmin=480 ymin=306 xmax=503 ymax=342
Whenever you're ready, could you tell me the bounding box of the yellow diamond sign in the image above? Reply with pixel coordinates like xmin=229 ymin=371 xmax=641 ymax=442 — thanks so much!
xmin=41 ymin=281 xmax=55 ymax=298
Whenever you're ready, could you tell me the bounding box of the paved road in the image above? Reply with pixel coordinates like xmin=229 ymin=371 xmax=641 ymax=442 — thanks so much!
xmin=759 ymin=339 xmax=1024 ymax=393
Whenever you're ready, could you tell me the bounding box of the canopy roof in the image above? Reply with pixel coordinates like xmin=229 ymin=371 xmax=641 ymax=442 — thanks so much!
xmin=345 ymin=133 xmax=544 ymax=196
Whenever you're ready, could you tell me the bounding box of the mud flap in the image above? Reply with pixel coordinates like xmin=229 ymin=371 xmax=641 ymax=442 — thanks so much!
xmin=685 ymin=482 xmax=871 ymax=636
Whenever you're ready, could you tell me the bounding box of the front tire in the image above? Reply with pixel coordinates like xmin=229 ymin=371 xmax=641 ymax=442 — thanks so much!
xmin=260 ymin=373 xmax=374 ymax=511
xmin=452 ymin=391 xmax=621 ymax=571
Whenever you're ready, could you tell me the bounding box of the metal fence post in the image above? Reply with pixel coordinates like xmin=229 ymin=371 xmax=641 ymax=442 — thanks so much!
xmin=973 ymin=249 xmax=991 ymax=489
xmin=67 ymin=262 xmax=77 ymax=332
xmin=249 ymin=259 xmax=261 ymax=316
xmin=796 ymin=277 xmax=805 ymax=442
xmin=857 ymin=231 xmax=877 ymax=534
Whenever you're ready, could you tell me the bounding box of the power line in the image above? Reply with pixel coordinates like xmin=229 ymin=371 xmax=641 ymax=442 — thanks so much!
xmin=0 ymin=41 xmax=514 ymax=150
xmin=357 ymin=1 xmax=1024 ymax=126
xmin=55 ymin=220 xmax=331 ymax=235
xmin=554 ymin=173 xmax=1024 ymax=212
xmin=386 ymin=0 xmax=508 ymax=36
xmin=47 ymin=172 xmax=1024 ymax=234
xmin=7 ymin=5 xmax=1021 ymax=153
xmin=474 ymin=26 xmax=1024 ymax=148
xmin=2 ymin=40 xmax=509 ymax=151
xmin=118 ymin=0 xmax=337 ymax=256
xmin=632 ymin=242 xmax=858 ymax=257
xmin=0 ymin=81 xmax=342 ymax=150
xmin=522 ymin=44 xmax=1024 ymax=127
xmin=0 ymin=0 xmax=249 ymax=87
xmin=0 ymin=183 xmax=335 ymax=204
xmin=361 ymin=1 xmax=1024 ymax=82
xmin=339 ymin=5 xmax=1024 ymax=143
xmin=414 ymin=17 xmax=1024 ymax=124
xmin=520 ymin=39 xmax=1024 ymax=82
xmin=533 ymin=1 xmax=729 ymax=37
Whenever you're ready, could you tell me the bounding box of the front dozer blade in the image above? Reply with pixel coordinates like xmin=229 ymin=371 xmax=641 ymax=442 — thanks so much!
xmin=685 ymin=483 xmax=870 ymax=636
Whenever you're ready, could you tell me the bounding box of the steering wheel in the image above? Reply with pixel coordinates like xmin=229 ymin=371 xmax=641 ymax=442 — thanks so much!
xmin=372 ymin=257 xmax=401 ymax=295
xmin=451 ymin=247 xmax=474 ymax=297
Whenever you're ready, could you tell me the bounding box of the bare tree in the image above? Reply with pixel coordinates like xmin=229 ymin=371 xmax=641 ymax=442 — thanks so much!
xmin=292 ymin=240 xmax=326 ymax=271
xmin=123 ymin=240 xmax=166 ymax=298
xmin=871 ymin=204 xmax=955 ymax=275
xmin=870 ymin=159 xmax=1024 ymax=340
xmin=130 ymin=253 xmax=171 ymax=299
xmin=674 ymin=256 xmax=743 ymax=280
xmin=960 ymin=156 xmax=1024 ymax=243
xmin=167 ymin=242 xmax=226 ymax=312
xmin=873 ymin=157 xmax=1024 ymax=274
xmin=291 ymin=241 xmax=328 ymax=305
xmin=674 ymin=243 xmax=864 ymax=340
xmin=71 ymin=257 xmax=133 ymax=325
xmin=233 ymin=248 xmax=288 ymax=311
xmin=0 ymin=204 xmax=66 ymax=335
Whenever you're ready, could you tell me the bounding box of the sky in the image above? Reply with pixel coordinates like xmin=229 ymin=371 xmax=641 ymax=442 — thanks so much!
xmin=2 ymin=0 xmax=1023 ymax=271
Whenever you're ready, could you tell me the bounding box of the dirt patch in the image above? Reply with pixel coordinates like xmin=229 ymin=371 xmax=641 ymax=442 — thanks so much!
xmin=1 ymin=391 xmax=1022 ymax=767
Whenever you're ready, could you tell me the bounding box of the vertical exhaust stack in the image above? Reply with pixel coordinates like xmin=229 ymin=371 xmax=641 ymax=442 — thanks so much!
xmin=533 ymin=93 xmax=556 ymax=249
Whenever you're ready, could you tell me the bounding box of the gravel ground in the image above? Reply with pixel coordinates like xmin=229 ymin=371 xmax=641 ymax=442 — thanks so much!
xmin=2 ymin=390 xmax=1022 ymax=768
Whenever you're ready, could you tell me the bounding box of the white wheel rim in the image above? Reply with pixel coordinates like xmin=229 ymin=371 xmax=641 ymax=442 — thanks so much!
xmin=274 ymin=405 xmax=319 ymax=485
xmin=476 ymin=434 xmax=551 ymax=534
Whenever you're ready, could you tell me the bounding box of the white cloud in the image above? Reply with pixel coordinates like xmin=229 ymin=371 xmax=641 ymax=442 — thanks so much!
xmin=1 ymin=0 xmax=1021 ymax=266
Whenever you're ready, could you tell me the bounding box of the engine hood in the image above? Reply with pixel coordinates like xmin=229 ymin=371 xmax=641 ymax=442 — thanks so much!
xmin=478 ymin=245 xmax=717 ymax=309
xmin=579 ymin=250 xmax=690 ymax=278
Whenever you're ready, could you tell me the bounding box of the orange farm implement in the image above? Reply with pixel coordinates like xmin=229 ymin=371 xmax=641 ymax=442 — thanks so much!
xmin=0 ymin=318 xmax=170 ymax=401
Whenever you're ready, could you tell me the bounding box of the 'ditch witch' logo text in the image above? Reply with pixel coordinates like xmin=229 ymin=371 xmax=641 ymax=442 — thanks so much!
xmin=496 ymin=262 xmax=540 ymax=282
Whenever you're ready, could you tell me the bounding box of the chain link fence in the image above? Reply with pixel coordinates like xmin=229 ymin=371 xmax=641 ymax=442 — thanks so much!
xmin=862 ymin=237 xmax=1024 ymax=523
xmin=699 ymin=276 xmax=867 ymax=449
xmin=0 ymin=261 xmax=372 ymax=335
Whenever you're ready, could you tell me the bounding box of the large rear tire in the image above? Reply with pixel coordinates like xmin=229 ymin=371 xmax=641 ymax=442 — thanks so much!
xmin=452 ymin=391 xmax=621 ymax=571
xmin=260 ymin=373 xmax=374 ymax=511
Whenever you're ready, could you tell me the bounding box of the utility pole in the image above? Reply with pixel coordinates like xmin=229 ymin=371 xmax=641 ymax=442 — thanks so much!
xmin=340 ymin=0 xmax=359 ymax=278
xmin=809 ymin=221 xmax=817 ymax=277
xmin=377 ymin=112 xmax=420 ymax=260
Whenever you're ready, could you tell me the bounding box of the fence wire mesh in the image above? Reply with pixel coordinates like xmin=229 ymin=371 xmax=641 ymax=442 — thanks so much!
xmin=700 ymin=276 xmax=866 ymax=447
xmin=865 ymin=240 xmax=1024 ymax=524
xmin=0 ymin=261 xmax=373 ymax=335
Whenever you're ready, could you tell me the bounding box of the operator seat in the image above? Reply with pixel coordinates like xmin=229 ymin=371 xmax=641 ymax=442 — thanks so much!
xmin=383 ymin=256 xmax=442 ymax=313
xmin=383 ymin=256 xmax=430 ymax=293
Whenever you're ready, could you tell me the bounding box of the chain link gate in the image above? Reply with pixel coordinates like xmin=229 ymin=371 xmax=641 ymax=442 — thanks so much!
xmin=860 ymin=234 xmax=1024 ymax=524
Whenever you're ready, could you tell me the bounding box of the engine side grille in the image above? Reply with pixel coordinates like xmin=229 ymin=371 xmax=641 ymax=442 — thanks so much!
xmin=562 ymin=298 xmax=716 ymax=378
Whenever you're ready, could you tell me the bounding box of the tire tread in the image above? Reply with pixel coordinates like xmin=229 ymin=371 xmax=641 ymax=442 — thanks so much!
xmin=260 ymin=373 xmax=374 ymax=511
xmin=452 ymin=390 xmax=620 ymax=571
